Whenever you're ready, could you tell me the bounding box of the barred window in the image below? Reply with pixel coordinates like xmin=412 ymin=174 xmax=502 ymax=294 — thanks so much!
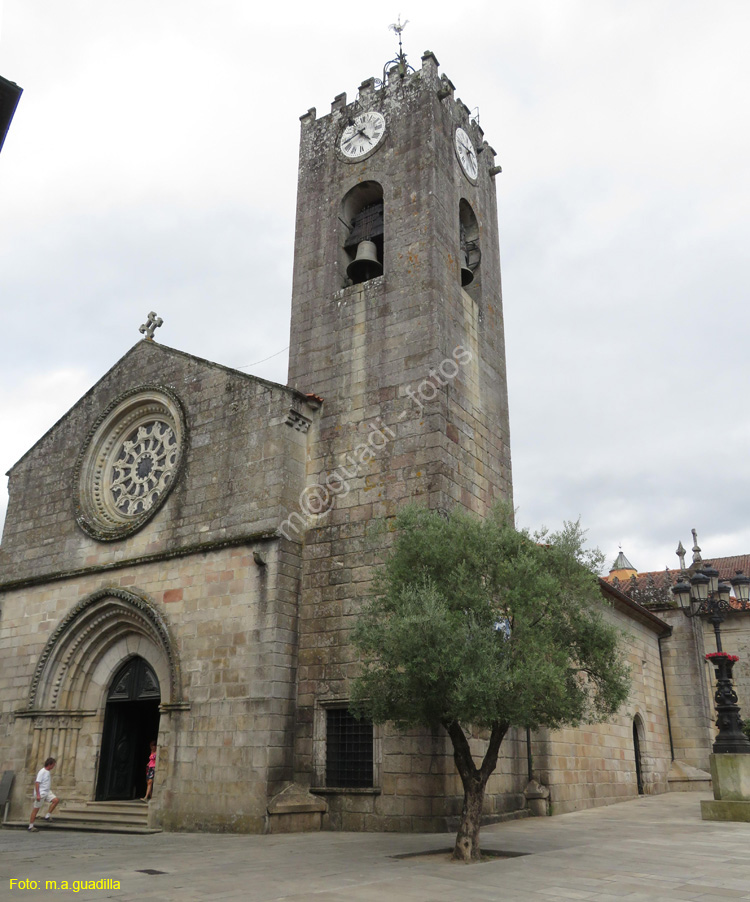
xmin=325 ymin=708 xmax=373 ymax=788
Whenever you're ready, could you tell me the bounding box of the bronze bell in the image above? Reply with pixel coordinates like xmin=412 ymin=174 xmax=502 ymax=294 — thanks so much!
xmin=347 ymin=240 xmax=383 ymax=284
xmin=460 ymin=250 xmax=474 ymax=287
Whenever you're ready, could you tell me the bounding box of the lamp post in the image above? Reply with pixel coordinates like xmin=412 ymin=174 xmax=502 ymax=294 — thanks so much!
xmin=672 ymin=564 xmax=750 ymax=754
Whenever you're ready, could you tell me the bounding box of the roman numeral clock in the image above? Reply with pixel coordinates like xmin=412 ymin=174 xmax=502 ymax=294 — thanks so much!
xmin=338 ymin=110 xmax=387 ymax=161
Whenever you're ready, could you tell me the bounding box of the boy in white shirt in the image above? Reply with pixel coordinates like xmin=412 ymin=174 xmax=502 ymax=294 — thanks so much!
xmin=28 ymin=757 xmax=59 ymax=831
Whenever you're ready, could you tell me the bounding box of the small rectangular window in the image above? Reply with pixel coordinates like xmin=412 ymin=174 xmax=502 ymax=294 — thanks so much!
xmin=325 ymin=708 xmax=373 ymax=788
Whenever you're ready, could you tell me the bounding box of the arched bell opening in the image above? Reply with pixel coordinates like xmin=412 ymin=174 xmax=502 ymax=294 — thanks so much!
xmin=459 ymin=199 xmax=481 ymax=299
xmin=96 ymin=657 xmax=161 ymax=801
xmin=340 ymin=181 xmax=384 ymax=286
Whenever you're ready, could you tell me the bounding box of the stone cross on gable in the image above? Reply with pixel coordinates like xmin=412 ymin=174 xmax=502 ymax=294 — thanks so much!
xmin=139 ymin=312 xmax=163 ymax=341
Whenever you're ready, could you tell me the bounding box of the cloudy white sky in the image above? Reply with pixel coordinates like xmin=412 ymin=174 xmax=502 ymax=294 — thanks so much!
xmin=1 ymin=1 xmax=748 ymax=575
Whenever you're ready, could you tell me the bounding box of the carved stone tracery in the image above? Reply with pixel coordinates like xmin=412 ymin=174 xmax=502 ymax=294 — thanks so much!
xmin=74 ymin=385 xmax=187 ymax=541
xmin=110 ymin=420 xmax=177 ymax=516
xmin=610 ymin=570 xmax=676 ymax=608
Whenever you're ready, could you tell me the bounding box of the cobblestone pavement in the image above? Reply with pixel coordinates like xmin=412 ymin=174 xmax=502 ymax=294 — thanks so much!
xmin=2 ymin=793 xmax=749 ymax=901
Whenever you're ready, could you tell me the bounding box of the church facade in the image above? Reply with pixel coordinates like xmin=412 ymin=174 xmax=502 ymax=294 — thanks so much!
xmin=0 ymin=51 xmax=709 ymax=833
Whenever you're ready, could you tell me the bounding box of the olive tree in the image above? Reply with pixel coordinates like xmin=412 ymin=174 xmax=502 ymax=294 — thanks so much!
xmin=350 ymin=505 xmax=630 ymax=862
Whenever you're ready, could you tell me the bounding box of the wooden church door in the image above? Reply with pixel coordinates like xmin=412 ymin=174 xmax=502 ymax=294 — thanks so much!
xmin=97 ymin=657 xmax=161 ymax=800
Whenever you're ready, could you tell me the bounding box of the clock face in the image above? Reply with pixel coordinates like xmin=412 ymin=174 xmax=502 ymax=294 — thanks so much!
xmin=455 ymin=127 xmax=478 ymax=181
xmin=340 ymin=111 xmax=386 ymax=160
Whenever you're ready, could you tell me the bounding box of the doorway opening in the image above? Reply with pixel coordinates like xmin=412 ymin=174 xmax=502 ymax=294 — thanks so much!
xmin=633 ymin=718 xmax=644 ymax=795
xmin=96 ymin=657 xmax=160 ymax=801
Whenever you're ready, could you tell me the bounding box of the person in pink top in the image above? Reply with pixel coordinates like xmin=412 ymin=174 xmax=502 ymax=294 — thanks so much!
xmin=141 ymin=740 xmax=157 ymax=802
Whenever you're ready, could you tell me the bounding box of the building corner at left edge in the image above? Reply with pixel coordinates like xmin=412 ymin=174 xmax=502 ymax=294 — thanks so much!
xmin=0 ymin=74 xmax=23 ymax=154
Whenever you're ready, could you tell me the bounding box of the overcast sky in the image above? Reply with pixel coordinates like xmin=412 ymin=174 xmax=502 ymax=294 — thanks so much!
xmin=1 ymin=1 xmax=748 ymax=575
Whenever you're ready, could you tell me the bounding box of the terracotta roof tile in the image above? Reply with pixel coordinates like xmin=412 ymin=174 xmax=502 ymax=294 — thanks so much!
xmin=605 ymin=555 xmax=750 ymax=611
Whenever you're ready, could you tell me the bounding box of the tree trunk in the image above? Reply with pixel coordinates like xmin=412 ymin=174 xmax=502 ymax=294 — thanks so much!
xmin=453 ymin=776 xmax=486 ymax=862
xmin=444 ymin=720 xmax=508 ymax=862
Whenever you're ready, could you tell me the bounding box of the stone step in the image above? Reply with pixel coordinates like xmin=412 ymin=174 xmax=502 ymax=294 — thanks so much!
xmin=65 ymin=802 xmax=148 ymax=823
xmin=50 ymin=810 xmax=148 ymax=825
xmin=3 ymin=799 xmax=160 ymax=834
xmin=667 ymin=759 xmax=713 ymax=792
xmin=4 ymin=819 xmax=160 ymax=834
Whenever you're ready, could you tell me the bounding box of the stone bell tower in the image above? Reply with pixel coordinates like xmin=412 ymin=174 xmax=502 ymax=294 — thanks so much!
xmin=287 ymin=46 xmax=521 ymax=829
xmin=288 ymin=48 xmax=511 ymax=511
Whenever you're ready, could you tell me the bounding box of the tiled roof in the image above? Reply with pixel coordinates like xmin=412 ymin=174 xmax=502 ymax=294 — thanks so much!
xmin=605 ymin=556 xmax=750 ymax=612
xmin=706 ymin=555 xmax=750 ymax=580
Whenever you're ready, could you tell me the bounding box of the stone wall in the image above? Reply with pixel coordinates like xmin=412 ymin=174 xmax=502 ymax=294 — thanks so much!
xmin=604 ymin=588 xmax=750 ymax=769
xmin=287 ymin=52 xmax=512 ymax=520
xmin=316 ymin=725 xmax=528 ymax=833
xmin=0 ymin=341 xmax=314 ymax=832
xmin=533 ymin=591 xmax=673 ymax=814
xmin=657 ymin=607 xmax=714 ymax=770
xmin=0 ymin=340 xmax=314 ymax=584
xmin=286 ymin=53 xmax=518 ymax=828
xmin=0 ymin=539 xmax=300 ymax=832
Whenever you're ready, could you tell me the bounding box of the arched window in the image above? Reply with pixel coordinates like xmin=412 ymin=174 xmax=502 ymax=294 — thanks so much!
xmin=633 ymin=716 xmax=645 ymax=795
xmin=340 ymin=181 xmax=384 ymax=286
xmin=459 ymin=199 xmax=481 ymax=298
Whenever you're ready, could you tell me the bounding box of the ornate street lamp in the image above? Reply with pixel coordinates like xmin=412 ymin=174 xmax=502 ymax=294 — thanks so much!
xmin=672 ymin=563 xmax=750 ymax=754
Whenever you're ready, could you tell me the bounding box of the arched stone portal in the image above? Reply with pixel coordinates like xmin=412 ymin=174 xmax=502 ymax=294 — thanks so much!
xmin=23 ymin=587 xmax=183 ymax=799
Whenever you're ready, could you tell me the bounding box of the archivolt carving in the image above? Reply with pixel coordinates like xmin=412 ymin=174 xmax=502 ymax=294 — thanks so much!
xmin=26 ymin=587 xmax=182 ymax=712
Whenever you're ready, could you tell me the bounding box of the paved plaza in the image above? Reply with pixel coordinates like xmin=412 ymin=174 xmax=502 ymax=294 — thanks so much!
xmin=2 ymin=792 xmax=749 ymax=901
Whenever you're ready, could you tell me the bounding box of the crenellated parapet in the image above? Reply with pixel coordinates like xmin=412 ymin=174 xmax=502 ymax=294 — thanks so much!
xmin=298 ymin=50 xmax=499 ymax=176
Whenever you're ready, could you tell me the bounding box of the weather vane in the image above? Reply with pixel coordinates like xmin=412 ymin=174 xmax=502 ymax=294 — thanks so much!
xmin=384 ymin=15 xmax=414 ymax=81
xmin=139 ymin=311 xmax=163 ymax=341
xmin=389 ymin=14 xmax=409 ymax=47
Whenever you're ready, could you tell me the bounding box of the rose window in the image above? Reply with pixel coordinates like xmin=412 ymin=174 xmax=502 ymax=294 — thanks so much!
xmin=110 ymin=420 xmax=177 ymax=516
xmin=75 ymin=387 xmax=186 ymax=541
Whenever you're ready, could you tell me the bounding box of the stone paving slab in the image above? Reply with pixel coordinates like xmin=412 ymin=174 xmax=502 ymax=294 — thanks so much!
xmin=2 ymin=793 xmax=749 ymax=901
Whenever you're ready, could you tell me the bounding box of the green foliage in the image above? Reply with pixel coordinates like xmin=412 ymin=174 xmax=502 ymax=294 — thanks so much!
xmin=742 ymin=719 xmax=750 ymax=742
xmin=350 ymin=504 xmax=630 ymax=733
